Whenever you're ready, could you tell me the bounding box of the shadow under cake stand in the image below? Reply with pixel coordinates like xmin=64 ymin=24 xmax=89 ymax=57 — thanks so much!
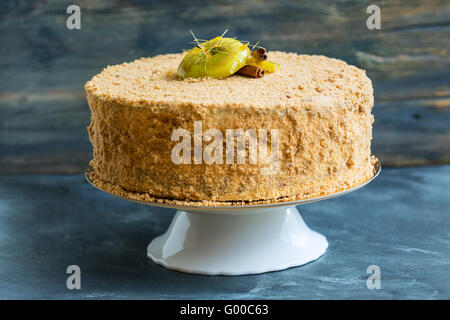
xmin=85 ymin=160 xmax=380 ymax=276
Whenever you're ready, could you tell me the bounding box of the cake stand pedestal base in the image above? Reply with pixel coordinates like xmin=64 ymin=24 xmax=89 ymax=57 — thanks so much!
xmin=85 ymin=160 xmax=380 ymax=276
xmin=147 ymin=206 xmax=328 ymax=275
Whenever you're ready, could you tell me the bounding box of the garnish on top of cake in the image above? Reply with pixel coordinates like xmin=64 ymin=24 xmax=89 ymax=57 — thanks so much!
xmin=177 ymin=30 xmax=279 ymax=79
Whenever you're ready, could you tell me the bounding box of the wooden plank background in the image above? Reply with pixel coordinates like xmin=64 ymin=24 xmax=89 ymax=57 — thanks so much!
xmin=0 ymin=0 xmax=449 ymax=173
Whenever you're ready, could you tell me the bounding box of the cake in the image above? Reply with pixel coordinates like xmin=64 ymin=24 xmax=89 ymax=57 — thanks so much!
xmin=85 ymin=52 xmax=375 ymax=205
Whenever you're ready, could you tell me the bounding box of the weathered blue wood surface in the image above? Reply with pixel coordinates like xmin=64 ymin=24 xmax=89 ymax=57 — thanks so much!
xmin=0 ymin=165 xmax=449 ymax=299
xmin=0 ymin=0 xmax=449 ymax=172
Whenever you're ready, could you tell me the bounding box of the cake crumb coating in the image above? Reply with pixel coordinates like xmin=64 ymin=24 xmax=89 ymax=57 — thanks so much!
xmin=85 ymin=52 xmax=375 ymax=203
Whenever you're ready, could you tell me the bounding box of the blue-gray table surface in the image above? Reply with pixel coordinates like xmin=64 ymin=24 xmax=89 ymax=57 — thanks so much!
xmin=0 ymin=165 xmax=449 ymax=299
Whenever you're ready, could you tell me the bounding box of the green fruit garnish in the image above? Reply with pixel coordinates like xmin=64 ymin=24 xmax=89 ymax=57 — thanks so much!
xmin=177 ymin=37 xmax=251 ymax=79
xmin=247 ymin=57 xmax=280 ymax=73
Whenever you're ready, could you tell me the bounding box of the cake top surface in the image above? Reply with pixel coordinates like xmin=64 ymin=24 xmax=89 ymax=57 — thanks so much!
xmin=85 ymin=52 xmax=373 ymax=110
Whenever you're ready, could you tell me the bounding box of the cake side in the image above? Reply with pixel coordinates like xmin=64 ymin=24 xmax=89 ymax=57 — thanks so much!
xmin=86 ymin=52 xmax=374 ymax=202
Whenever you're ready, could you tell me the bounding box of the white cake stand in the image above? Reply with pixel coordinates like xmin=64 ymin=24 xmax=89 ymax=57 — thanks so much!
xmin=86 ymin=160 xmax=380 ymax=276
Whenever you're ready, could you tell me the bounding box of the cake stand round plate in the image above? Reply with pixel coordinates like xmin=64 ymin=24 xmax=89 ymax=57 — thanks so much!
xmin=85 ymin=160 xmax=380 ymax=275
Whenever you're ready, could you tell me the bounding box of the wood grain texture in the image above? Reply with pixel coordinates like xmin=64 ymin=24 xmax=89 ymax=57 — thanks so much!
xmin=0 ymin=0 xmax=449 ymax=173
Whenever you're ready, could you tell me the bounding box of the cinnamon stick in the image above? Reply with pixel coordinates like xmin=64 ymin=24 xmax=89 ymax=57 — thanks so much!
xmin=256 ymin=47 xmax=266 ymax=55
xmin=251 ymin=47 xmax=267 ymax=61
xmin=236 ymin=65 xmax=265 ymax=78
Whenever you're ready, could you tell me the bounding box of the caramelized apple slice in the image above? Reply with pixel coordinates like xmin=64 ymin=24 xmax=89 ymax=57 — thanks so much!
xmin=177 ymin=37 xmax=251 ymax=79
